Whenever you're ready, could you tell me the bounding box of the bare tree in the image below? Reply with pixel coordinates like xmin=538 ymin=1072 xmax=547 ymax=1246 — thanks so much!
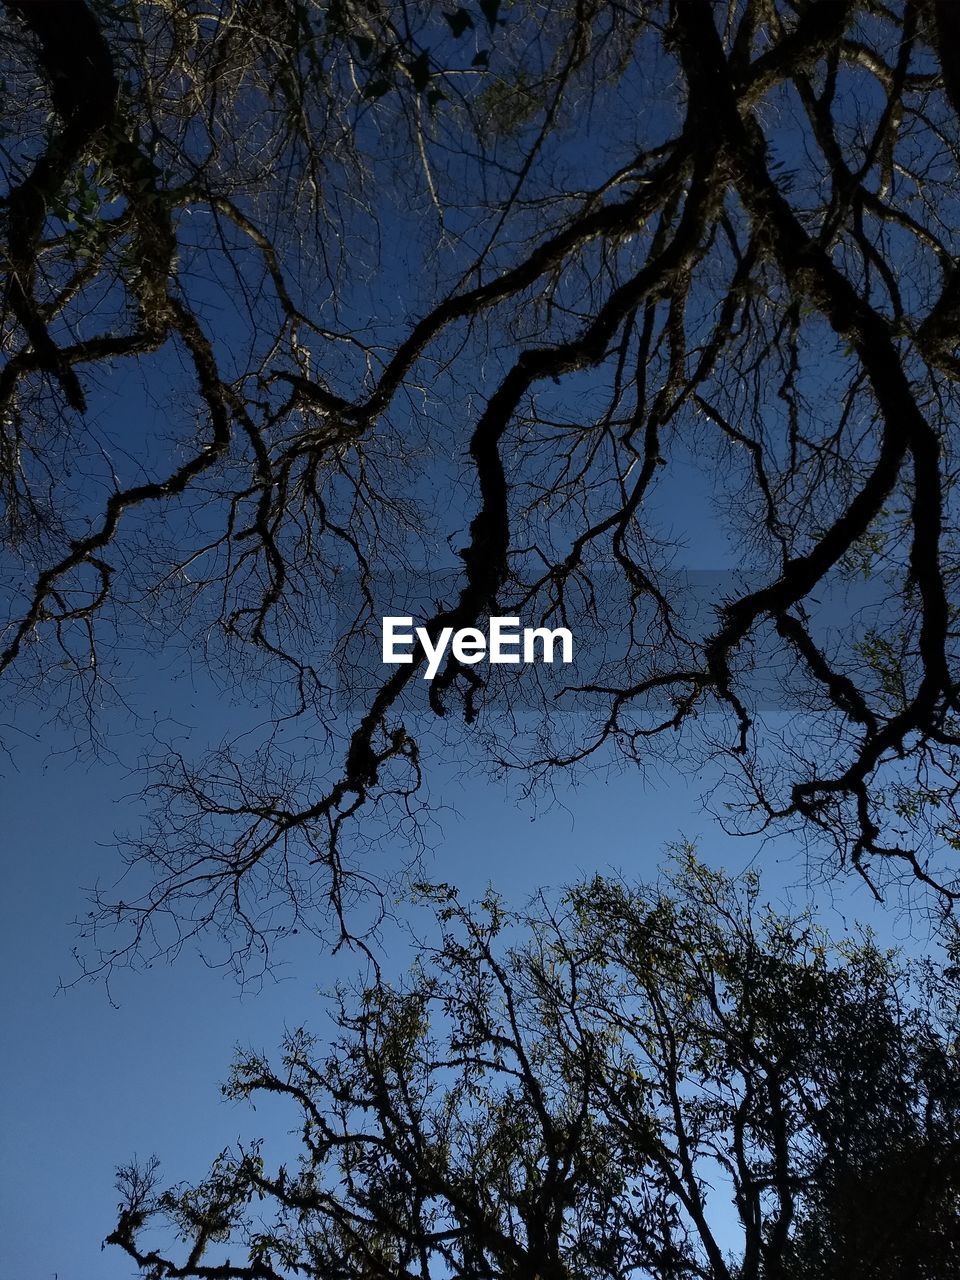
xmin=5 ymin=0 xmax=960 ymax=971
xmin=105 ymin=855 xmax=960 ymax=1278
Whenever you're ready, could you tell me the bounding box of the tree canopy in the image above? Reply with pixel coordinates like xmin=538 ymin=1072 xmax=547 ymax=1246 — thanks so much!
xmin=106 ymin=855 xmax=960 ymax=1279
xmin=4 ymin=0 xmax=960 ymax=970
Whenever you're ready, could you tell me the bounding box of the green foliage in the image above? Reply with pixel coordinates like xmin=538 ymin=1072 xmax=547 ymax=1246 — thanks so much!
xmin=109 ymin=857 xmax=960 ymax=1278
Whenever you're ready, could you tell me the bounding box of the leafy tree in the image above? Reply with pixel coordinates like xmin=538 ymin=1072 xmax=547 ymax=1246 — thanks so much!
xmin=5 ymin=1 xmax=960 ymax=970
xmin=105 ymin=855 xmax=960 ymax=1278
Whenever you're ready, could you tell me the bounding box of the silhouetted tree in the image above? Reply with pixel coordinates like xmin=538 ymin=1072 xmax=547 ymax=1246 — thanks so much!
xmin=107 ymin=856 xmax=960 ymax=1278
xmin=5 ymin=1 xmax=960 ymax=969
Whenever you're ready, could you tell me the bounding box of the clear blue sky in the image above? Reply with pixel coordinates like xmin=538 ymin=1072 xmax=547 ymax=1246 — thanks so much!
xmin=1 ymin=669 xmax=919 ymax=1279
xmin=0 ymin=331 xmax=926 ymax=1280
xmin=0 ymin=15 xmax=935 ymax=1272
xmin=0 ymin=407 xmax=926 ymax=1279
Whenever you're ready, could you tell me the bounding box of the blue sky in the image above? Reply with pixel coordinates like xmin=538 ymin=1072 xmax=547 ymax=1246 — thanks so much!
xmin=0 ymin=299 xmax=932 ymax=1280
xmin=2 ymin=677 xmax=923 ymax=1279
xmin=0 ymin=388 xmax=931 ymax=1278
xmin=1 ymin=8 xmax=947 ymax=1273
